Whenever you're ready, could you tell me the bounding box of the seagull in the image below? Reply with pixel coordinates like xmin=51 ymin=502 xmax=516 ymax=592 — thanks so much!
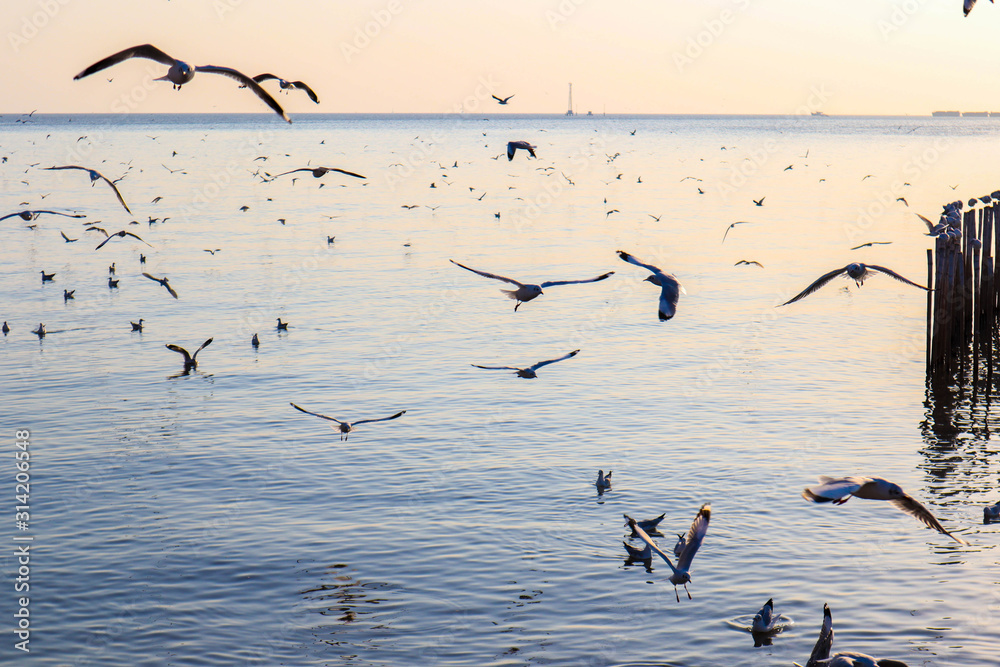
xmin=816 ymin=654 xmax=910 ymax=667
xmin=896 ymin=197 xmax=908 ymax=207
xmin=252 ymin=73 xmax=320 ymax=103
xmin=802 ymin=476 xmax=968 ymax=544
xmin=779 ymin=264 xmax=928 ymax=306
xmin=624 ymin=504 xmax=711 ymax=602
xmin=965 ymin=0 xmax=994 ymax=17
xmin=850 ymin=241 xmax=893 ymax=250
xmin=63 ymin=289 xmax=75 ymax=301
xmin=131 ymin=319 xmax=144 ymax=331
xmin=616 ymin=250 xmax=684 ymax=321
xmin=722 ymin=221 xmax=751 ymax=243
xmin=794 ymin=604 xmax=834 ymax=667
xmin=492 ymin=94 xmax=514 ymax=105
xmin=626 ymin=513 xmax=666 ymax=536
xmin=251 ymin=333 xmax=259 ymax=348
xmin=622 ymin=540 xmax=651 ymax=560
xmin=60 ymin=231 xmax=78 ymax=242
xmin=751 ymin=598 xmax=775 ymax=633
xmin=753 ymin=197 xmax=765 ymax=206
xmin=450 ymin=259 xmax=613 ymax=311
xmin=95 ymin=230 xmax=151 ymax=250
xmin=983 ymin=501 xmax=1000 ymax=524
xmin=204 ymin=249 xmax=221 ymax=255
xmin=735 ymin=260 xmax=764 ymax=268
xmin=40 ymin=270 xmax=55 ymax=282
xmin=108 ymin=277 xmax=119 ymax=288
xmin=32 ymin=323 xmax=45 ymax=338
xmin=43 ymin=166 xmax=132 ymax=213
xmin=596 ymin=469 xmax=612 ymax=491
xmin=507 ymin=141 xmax=536 ymax=161
xmin=165 ymin=338 xmax=213 ymax=371
xmin=73 ymin=44 xmax=290 ymax=122
xmin=276 ymin=318 xmax=289 ymax=331
xmin=472 ymin=349 xmax=580 ymax=379
xmin=1 ymin=322 xmax=8 ymax=335
xmin=673 ymin=533 xmax=687 ymax=557
xmin=1 ymin=210 xmax=86 ymax=223
xmin=142 ymin=273 xmax=178 ymax=299
xmin=289 ymin=403 xmax=406 ymax=441
xmin=271 ymin=166 xmax=365 ymax=180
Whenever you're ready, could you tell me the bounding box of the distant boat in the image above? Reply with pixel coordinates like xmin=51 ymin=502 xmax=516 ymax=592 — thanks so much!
xmin=811 ymin=111 xmax=828 ymax=117
xmin=932 ymin=110 xmax=961 ymax=117
xmin=963 ymin=111 xmax=990 ymax=117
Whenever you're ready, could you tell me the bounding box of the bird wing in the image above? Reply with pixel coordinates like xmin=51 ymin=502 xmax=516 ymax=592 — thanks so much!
xmin=914 ymin=213 xmax=935 ymax=232
xmin=540 ymin=272 xmax=614 ymax=288
xmin=676 ymin=503 xmax=711 ymax=571
xmin=252 ymin=73 xmax=280 ymax=83
xmin=779 ymin=266 xmax=851 ymax=306
xmin=802 ymin=476 xmax=867 ymax=503
xmin=624 ymin=515 xmax=679 ymax=574
xmin=74 ymin=44 xmax=176 ymax=79
xmin=290 ymin=402 xmax=343 ymax=424
xmin=890 ymin=494 xmax=968 ymax=544
xmin=638 ymin=513 xmax=666 ymax=529
xmin=722 ymin=222 xmax=749 ymax=244
xmin=195 ymin=65 xmax=291 ymax=123
xmin=471 ymin=364 xmax=519 ymax=371
xmin=804 ymin=604 xmax=834 ymax=667
xmin=124 ymin=232 xmax=153 ymax=247
xmin=0 ymin=212 xmax=22 ymax=222
xmin=658 ymin=275 xmax=682 ymax=320
xmin=616 ymin=250 xmax=663 ymax=275
xmin=141 ymin=272 xmax=161 ymax=283
xmin=507 ymin=143 xmax=515 ymax=160
xmin=164 ymin=344 xmax=191 ymax=363
xmin=191 ymin=338 xmax=213 ymax=360
xmin=291 ymin=81 xmax=320 ymax=103
xmin=94 ymin=235 xmax=114 ymax=250
xmin=89 ymin=170 xmax=132 ymax=214
xmin=449 ymin=259 xmax=523 ymax=286
xmin=273 ymin=168 xmax=311 ymax=178
xmin=321 ymin=167 xmax=366 ymax=179
xmin=866 ymin=265 xmax=928 ymax=290
xmin=352 ymin=410 xmax=406 ymax=426
xmin=86 ymin=226 xmax=109 ymax=236
xmin=36 ymin=210 xmax=85 ymax=218
xmin=529 ymin=349 xmax=580 ymax=371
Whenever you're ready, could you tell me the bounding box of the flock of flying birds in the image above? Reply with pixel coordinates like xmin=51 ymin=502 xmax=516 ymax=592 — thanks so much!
xmin=3 ymin=40 xmax=995 ymax=667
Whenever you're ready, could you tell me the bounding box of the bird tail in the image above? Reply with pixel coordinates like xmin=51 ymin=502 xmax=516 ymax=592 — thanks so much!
xmin=801 ymin=487 xmax=832 ymax=503
xmin=658 ymin=309 xmax=674 ymax=321
xmin=500 ymin=289 xmax=519 ymax=301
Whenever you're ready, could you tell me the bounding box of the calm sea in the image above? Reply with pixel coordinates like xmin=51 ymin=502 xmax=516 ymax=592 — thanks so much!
xmin=1 ymin=113 xmax=998 ymax=666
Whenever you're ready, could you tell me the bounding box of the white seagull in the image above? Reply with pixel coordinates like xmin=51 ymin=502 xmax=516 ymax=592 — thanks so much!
xmin=616 ymin=250 xmax=684 ymax=321
xmin=252 ymin=73 xmax=320 ymax=103
xmin=450 ymin=259 xmax=613 ymax=311
xmin=779 ymin=263 xmax=927 ymax=306
xmin=472 ymin=349 xmax=580 ymax=379
xmin=43 ymin=165 xmax=132 ymax=214
xmin=290 ymin=403 xmax=406 ymax=441
xmin=73 ymin=44 xmax=290 ymax=122
xmin=624 ymin=503 xmax=711 ymax=601
xmin=802 ymin=476 xmax=968 ymax=544
xmin=507 ymin=141 xmax=536 ymax=161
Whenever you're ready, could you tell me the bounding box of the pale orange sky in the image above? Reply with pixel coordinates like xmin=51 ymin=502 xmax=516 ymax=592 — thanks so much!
xmin=2 ymin=0 xmax=999 ymax=115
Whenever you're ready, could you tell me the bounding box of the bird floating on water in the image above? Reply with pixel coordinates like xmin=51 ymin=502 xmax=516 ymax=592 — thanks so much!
xmin=289 ymin=402 xmax=406 ymax=441
xmin=251 ymin=333 xmax=259 ymax=348
xmin=983 ymin=501 xmax=1000 ymax=524
xmin=166 ymin=338 xmax=213 ymax=371
xmin=63 ymin=289 xmax=75 ymax=301
xmin=450 ymin=259 xmax=613 ymax=311
xmin=131 ymin=319 xmax=144 ymax=331
xmin=472 ymin=349 xmax=580 ymax=379
xmin=43 ymin=165 xmax=132 ymax=213
xmin=624 ymin=504 xmax=711 ymax=602
xmin=40 ymin=270 xmax=55 ymax=282
xmin=32 ymin=323 xmax=45 ymax=338
xmin=1 ymin=322 xmax=8 ymax=335
xmin=276 ymin=318 xmax=289 ymax=331
xmin=73 ymin=44 xmax=290 ymax=122
xmin=802 ymin=476 xmax=968 ymax=544
xmin=596 ymin=469 xmax=612 ymax=491
xmin=751 ymin=598 xmax=776 ymax=633
xmin=506 ymin=141 xmax=536 ymax=161
xmin=616 ymin=250 xmax=684 ymax=321
xmin=779 ymin=263 xmax=927 ymax=306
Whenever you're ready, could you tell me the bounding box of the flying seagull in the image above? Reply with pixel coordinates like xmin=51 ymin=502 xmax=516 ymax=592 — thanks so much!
xmin=616 ymin=250 xmax=684 ymax=321
xmin=73 ymin=44 xmax=290 ymax=122
xmin=779 ymin=263 xmax=927 ymax=306
xmin=722 ymin=221 xmax=751 ymax=243
xmin=165 ymin=338 xmax=213 ymax=371
xmin=492 ymin=94 xmax=514 ymax=105
xmin=735 ymin=260 xmax=764 ymax=268
xmin=95 ymin=229 xmax=152 ymax=250
xmin=802 ymin=476 xmax=968 ymax=544
xmin=43 ymin=165 xmax=132 ymax=214
xmin=753 ymin=197 xmax=765 ymax=206
xmin=289 ymin=402 xmax=405 ymax=441
xmin=850 ymin=241 xmax=893 ymax=250
xmin=624 ymin=504 xmax=711 ymax=602
xmin=271 ymin=166 xmax=366 ymax=180
xmin=507 ymin=141 xmax=536 ymax=161
xmin=450 ymin=259 xmax=613 ymax=311
xmin=252 ymin=73 xmax=319 ymax=103
xmin=60 ymin=231 xmax=79 ymax=242
xmin=472 ymin=349 xmax=580 ymax=378
xmin=142 ymin=272 xmax=178 ymax=299
xmin=1 ymin=210 xmax=86 ymax=223
xmin=965 ymin=0 xmax=993 ymax=17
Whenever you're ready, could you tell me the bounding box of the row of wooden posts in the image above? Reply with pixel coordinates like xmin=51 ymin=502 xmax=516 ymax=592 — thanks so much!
xmin=926 ymin=203 xmax=999 ymax=377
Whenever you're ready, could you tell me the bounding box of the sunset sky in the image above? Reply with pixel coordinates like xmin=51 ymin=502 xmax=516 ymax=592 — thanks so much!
xmin=3 ymin=0 xmax=999 ymax=116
